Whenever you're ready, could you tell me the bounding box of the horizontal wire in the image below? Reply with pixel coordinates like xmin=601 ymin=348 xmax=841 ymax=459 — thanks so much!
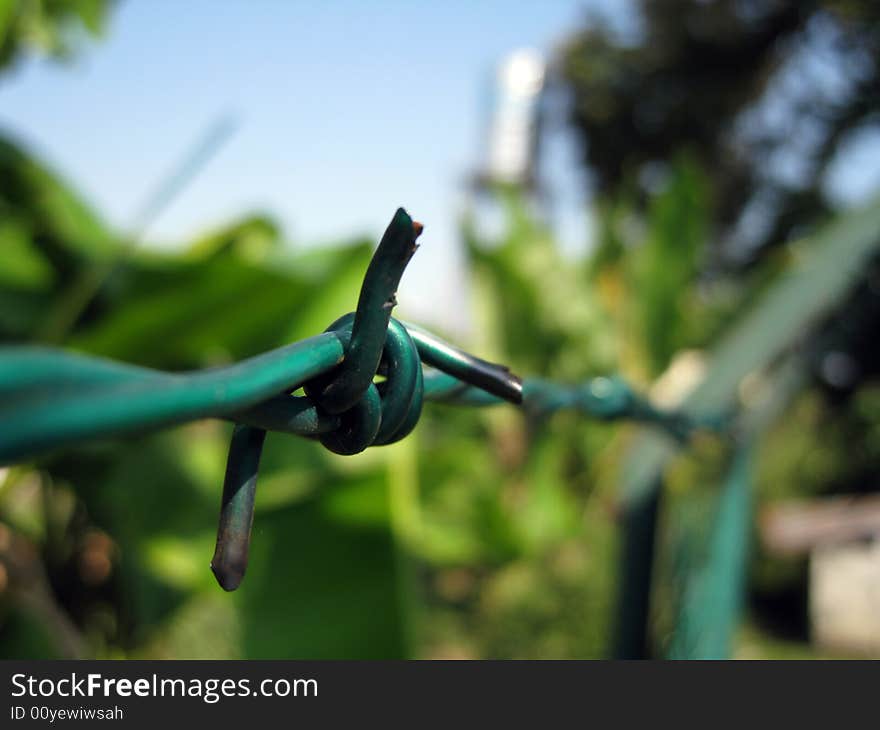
xmin=404 ymin=321 xmax=522 ymax=404
xmin=0 ymin=333 xmax=344 ymax=463
xmin=0 ymin=332 xmax=717 ymax=466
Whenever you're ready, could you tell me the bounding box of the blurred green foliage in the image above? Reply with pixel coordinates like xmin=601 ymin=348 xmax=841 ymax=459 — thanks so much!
xmin=560 ymin=0 xmax=880 ymax=657
xmin=0 ymin=0 xmax=111 ymax=70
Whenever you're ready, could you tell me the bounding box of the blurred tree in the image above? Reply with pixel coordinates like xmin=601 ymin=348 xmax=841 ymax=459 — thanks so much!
xmin=560 ymin=0 xmax=880 ymax=264
xmin=0 ymin=0 xmax=112 ymax=70
xmin=561 ymin=0 xmax=880 ymax=419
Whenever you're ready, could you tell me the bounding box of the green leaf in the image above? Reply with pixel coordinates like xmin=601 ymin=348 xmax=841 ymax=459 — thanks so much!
xmin=67 ymin=243 xmax=372 ymax=367
xmin=236 ymin=471 xmax=410 ymax=658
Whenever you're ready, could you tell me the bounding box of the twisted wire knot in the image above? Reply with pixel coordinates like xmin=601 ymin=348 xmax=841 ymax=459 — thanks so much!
xmin=212 ymin=208 xmax=522 ymax=590
xmin=300 ymin=207 xmax=425 ymax=453
xmin=306 ymin=313 xmax=424 ymax=454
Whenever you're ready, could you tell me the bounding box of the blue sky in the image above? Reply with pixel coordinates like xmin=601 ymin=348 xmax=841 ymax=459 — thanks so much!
xmin=0 ymin=1 xmax=622 ymax=329
xmin=6 ymin=1 xmax=877 ymax=332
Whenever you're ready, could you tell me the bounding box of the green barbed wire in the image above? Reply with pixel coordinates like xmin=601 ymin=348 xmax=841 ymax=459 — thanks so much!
xmin=0 ymin=208 xmax=723 ymax=591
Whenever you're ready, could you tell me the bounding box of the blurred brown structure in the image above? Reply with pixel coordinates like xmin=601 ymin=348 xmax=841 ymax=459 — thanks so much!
xmin=761 ymin=495 xmax=880 ymax=654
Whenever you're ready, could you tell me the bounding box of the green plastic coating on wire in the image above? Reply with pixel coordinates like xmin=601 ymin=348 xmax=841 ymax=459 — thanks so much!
xmin=0 ymin=208 xmax=717 ymax=591
xmin=422 ymin=371 xmax=715 ymax=441
xmin=211 ymin=424 xmax=266 ymax=591
xmin=0 ymin=333 xmax=344 ymax=462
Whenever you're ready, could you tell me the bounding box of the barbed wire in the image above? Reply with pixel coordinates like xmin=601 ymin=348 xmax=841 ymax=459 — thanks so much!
xmin=0 ymin=208 xmax=723 ymax=591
